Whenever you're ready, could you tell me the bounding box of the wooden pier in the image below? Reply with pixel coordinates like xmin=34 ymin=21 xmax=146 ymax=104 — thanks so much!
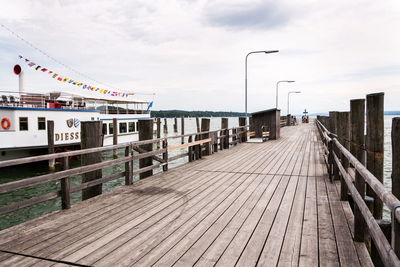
xmin=0 ymin=123 xmax=375 ymax=266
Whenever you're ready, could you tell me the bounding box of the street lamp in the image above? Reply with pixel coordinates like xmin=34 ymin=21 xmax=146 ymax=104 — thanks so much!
xmin=276 ymin=80 xmax=295 ymax=109
xmin=245 ymin=50 xmax=279 ymax=115
xmin=287 ymin=91 xmax=301 ymax=115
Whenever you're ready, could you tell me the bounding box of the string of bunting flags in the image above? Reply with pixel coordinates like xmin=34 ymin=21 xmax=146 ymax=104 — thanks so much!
xmin=18 ymin=55 xmax=134 ymax=98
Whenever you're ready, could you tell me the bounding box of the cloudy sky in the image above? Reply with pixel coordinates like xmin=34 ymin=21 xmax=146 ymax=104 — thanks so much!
xmin=0 ymin=0 xmax=399 ymax=114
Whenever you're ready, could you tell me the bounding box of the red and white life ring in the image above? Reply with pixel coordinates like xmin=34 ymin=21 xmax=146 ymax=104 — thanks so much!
xmin=1 ymin=117 xmax=11 ymax=130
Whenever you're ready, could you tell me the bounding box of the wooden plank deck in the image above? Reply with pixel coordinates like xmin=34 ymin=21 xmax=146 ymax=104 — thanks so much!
xmin=0 ymin=123 xmax=373 ymax=266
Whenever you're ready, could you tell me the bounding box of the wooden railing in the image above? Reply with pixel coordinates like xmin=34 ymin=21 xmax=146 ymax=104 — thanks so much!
xmin=316 ymin=119 xmax=400 ymax=267
xmin=0 ymin=125 xmax=248 ymax=218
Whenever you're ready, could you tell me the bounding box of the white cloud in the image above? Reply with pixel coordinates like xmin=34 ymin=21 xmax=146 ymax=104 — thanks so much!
xmin=0 ymin=0 xmax=399 ymax=114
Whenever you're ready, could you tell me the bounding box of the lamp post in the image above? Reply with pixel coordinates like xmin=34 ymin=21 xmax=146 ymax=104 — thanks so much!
xmin=276 ymin=80 xmax=295 ymax=109
xmin=287 ymin=91 xmax=301 ymax=115
xmin=245 ymin=50 xmax=279 ymax=115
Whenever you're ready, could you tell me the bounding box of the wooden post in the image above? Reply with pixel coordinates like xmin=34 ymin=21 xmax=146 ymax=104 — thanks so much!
xmin=163 ymin=118 xmax=168 ymax=134
xmin=162 ymin=139 xmax=168 ymax=171
xmin=181 ymin=117 xmax=185 ymax=144
xmin=391 ymin=117 xmax=400 ymax=257
xmin=139 ymin=119 xmax=153 ymax=179
xmin=47 ymin=120 xmax=55 ymax=169
xmin=113 ymin=118 xmax=118 ymax=158
xmin=221 ymin=118 xmax=228 ymax=149
xmin=366 ymin=92 xmax=384 ymax=219
xmin=174 ymin=117 xmax=178 ymax=132
xmin=156 ymin=118 xmax=161 ymax=148
xmin=60 ymin=156 xmax=71 ymax=209
xmin=338 ymin=112 xmax=350 ymax=200
xmin=201 ymin=118 xmax=211 ymax=156
xmin=286 ymin=114 xmax=291 ymax=126
xmin=372 ymin=220 xmax=392 ymax=267
xmin=125 ymin=144 xmax=133 ymax=185
xmin=329 ymin=111 xmax=340 ymax=180
xmin=239 ymin=117 xmax=247 ymax=142
xmin=81 ymin=121 xmax=103 ymax=200
xmin=350 ymin=99 xmax=366 ymax=242
xmin=196 ymin=117 xmax=200 ymax=133
xmin=188 ymin=135 xmax=193 ymax=162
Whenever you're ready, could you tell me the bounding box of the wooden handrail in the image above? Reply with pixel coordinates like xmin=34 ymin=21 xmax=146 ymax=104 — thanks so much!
xmin=0 ymin=124 xmax=249 ymax=216
xmin=316 ymin=118 xmax=400 ymax=266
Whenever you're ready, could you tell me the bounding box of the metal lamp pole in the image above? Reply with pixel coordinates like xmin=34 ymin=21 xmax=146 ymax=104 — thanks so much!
xmin=287 ymin=91 xmax=301 ymax=115
xmin=245 ymin=50 xmax=279 ymax=115
xmin=276 ymin=80 xmax=295 ymax=109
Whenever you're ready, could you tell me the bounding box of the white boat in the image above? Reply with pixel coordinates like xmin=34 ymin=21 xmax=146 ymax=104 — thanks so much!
xmin=0 ymin=90 xmax=151 ymax=160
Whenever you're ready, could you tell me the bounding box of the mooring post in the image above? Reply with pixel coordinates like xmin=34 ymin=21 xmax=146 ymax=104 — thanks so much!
xmin=196 ymin=117 xmax=200 ymax=133
xmin=139 ymin=119 xmax=154 ymax=179
xmin=81 ymin=121 xmax=103 ymax=200
xmin=391 ymin=117 xmax=400 ymax=257
xmin=201 ymin=118 xmax=211 ymax=156
xmin=174 ymin=117 xmax=178 ymax=132
xmin=113 ymin=118 xmax=118 ymax=158
xmin=47 ymin=120 xmax=55 ymax=169
xmin=366 ymin=92 xmax=384 ymax=219
xmin=181 ymin=117 xmax=185 ymax=144
xmin=156 ymin=118 xmax=161 ymax=148
xmin=221 ymin=118 xmax=228 ymax=149
xmin=239 ymin=117 xmax=247 ymax=143
xmin=338 ymin=112 xmax=350 ymax=200
xmin=60 ymin=156 xmax=71 ymax=209
xmin=350 ymin=99 xmax=367 ymax=242
xmin=163 ymin=118 xmax=168 ymax=134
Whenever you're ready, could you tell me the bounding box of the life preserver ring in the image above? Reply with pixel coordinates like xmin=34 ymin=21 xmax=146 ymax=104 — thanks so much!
xmin=1 ymin=118 xmax=11 ymax=130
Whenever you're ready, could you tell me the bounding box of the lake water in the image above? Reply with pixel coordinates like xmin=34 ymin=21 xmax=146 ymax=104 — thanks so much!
xmin=0 ymin=116 xmax=396 ymax=229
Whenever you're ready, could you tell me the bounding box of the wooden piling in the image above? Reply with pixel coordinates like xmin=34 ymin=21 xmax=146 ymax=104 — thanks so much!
xmin=60 ymin=156 xmax=71 ymax=209
xmin=163 ymin=118 xmax=168 ymax=134
xmin=201 ymin=118 xmax=211 ymax=156
xmin=372 ymin=220 xmax=392 ymax=267
xmin=81 ymin=121 xmax=103 ymax=200
xmin=329 ymin=111 xmax=340 ymax=180
xmin=181 ymin=117 xmax=185 ymax=144
xmin=156 ymin=118 xmax=161 ymax=148
xmin=113 ymin=118 xmax=118 ymax=158
xmin=174 ymin=117 xmax=178 ymax=132
xmin=338 ymin=111 xmax=350 ymax=200
xmin=366 ymin=92 xmax=384 ymax=219
xmin=350 ymin=99 xmax=366 ymax=242
xmin=221 ymin=118 xmax=228 ymax=149
xmin=391 ymin=117 xmax=400 ymax=257
xmin=239 ymin=117 xmax=247 ymax=143
xmin=139 ymin=119 xmax=154 ymax=179
xmin=188 ymin=135 xmax=193 ymax=162
xmin=125 ymin=144 xmax=133 ymax=185
xmin=196 ymin=117 xmax=200 ymax=133
xmin=47 ymin=120 xmax=55 ymax=169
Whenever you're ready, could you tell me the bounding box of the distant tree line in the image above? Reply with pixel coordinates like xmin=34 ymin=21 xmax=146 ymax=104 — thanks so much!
xmin=151 ymin=110 xmax=246 ymax=118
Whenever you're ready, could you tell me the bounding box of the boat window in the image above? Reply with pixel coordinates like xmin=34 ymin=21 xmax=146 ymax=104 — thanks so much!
xmin=128 ymin=122 xmax=135 ymax=132
xmin=136 ymin=122 xmax=139 ymax=132
xmin=102 ymin=123 xmax=107 ymax=135
xmin=19 ymin=117 xmax=28 ymax=131
xmin=119 ymin=122 xmax=127 ymax=133
xmin=109 ymin=123 xmax=114 ymax=134
xmin=38 ymin=117 xmax=46 ymax=130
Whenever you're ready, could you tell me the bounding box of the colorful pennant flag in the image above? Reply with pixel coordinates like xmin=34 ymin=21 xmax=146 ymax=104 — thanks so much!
xmin=18 ymin=55 xmax=134 ymax=98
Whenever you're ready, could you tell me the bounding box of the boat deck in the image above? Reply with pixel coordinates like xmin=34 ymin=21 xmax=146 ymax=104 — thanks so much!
xmin=0 ymin=123 xmax=373 ymax=266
